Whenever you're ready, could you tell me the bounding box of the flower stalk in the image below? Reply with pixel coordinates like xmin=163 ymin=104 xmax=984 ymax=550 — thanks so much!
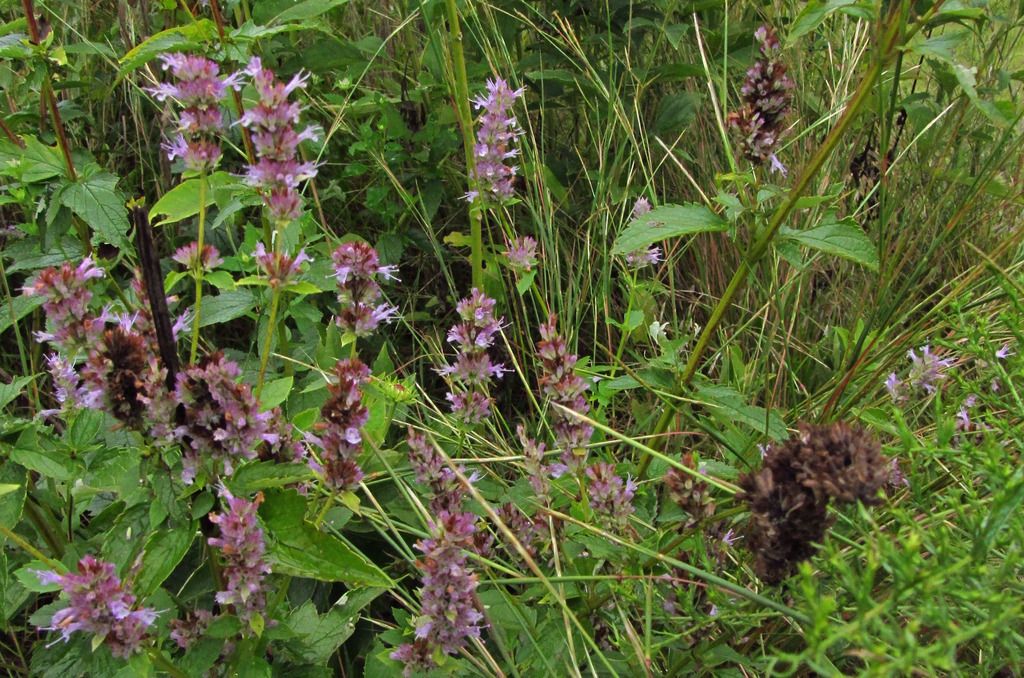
xmin=189 ymin=171 xmax=207 ymax=364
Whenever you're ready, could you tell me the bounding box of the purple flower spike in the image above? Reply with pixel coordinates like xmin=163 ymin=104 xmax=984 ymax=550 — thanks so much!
xmin=208 ymin=488 xmax=271 ymax=633
xmin=537 ymin=315 xmax=592 ymax=473
xmin=505 ymin=236 xmax=539 ymax=273
xmin=585 ymin=462 xmax=636 ymax=533
xmin=173 ymin=352 xmax=276 ymax=483
xmin=308 ymin=359 xmax=370 ymax=490
xmin=407 ymin=428 xmax=466 ymax=514
xmin=331 ymin=242 xmax=398 ymax=337
xmin=624 ymin=246 xmax=662 ymax=269
xmin=253 ymin=242 xmax=311 ymax=288
xmin=169 ymin=609 xmax=213 ymax=650
xmin=465 ymin=78 xmax=525 ymax=204
xmin=23 ymin=257 xmax=106 ymax=354
xmin=33 ymin=555 xmax=156 ymax=658
xmin=173 ymin=241 xmax=223 ymax=271
xmin=240 ymin=57 xmax=320 ymax=222
xmin=439 ymin=289 xmax=505 ymax=424
xmin=726 ymin=26 xmax=795 ymax=164
xmin=391 ymin=511 xmax=484 ymax=676
xmin=149 ymin=53 xmax=237 ymax=173
xmin=907 ymin=345 xmax=953 ymax=394
xmin=632 ymin=197 xmax=652 ymax=219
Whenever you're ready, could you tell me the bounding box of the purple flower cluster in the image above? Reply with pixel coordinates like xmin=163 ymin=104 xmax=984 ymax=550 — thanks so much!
xmin=169 ymin=608 xmax=213 ymax=650
xmin=726 ymin=26 xmax=795 ymax=164
xmin=537 ymin=315 xmax=592 ymax=473
xmin=253 ymin=242 xmax=311 ymax=288
xmin=22 ymin=257 xmax=107 ymax=353
xmin=624 ymin=198 xmax=662 ymax=268
xmin=173 ymin=352 xmax=276 ymax=483
xmin=332 ymin=242 xmax=398 ymax=337
xmin=465 ymin=78 xmax=525 ymax=204
xmin=519 ymin=424 xmax=551 ymax=498
xmin=391 ymin=511 xmax=484 ymax=676
xmin=240 ymin=57 xmax=319 ymax=222
xmin=439 ymin=289 xmax=506 ymax=424
xmin=886 ymin=344 xmax=955 ymax=402
xmin=310 ymin=359 xmax=370 ymax=490
xmin=504 ymin=236 xmax=538 ymax=273
xmin=34 ymin=555 xmax=156 ymax=658
xmin=173 ymin=241 xmax=223 ymax=272
xmin=585 ymin=462 xmax=637 ymax=533
xmin=150 ymin=53 xmax=240 ymax=173
xmin=208 ymin=489 xmax=271 ymax=633
xmin=407 ymin=428 xmax=466 ymax=514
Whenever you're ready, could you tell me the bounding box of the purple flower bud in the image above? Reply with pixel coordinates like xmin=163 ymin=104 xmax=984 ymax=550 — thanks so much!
xmin=440 ymin=290 xmax=504 ymax=424
xmin=308 ymin=358 xmax=370 ymax=490
xmin=504 ymin=236 xmax=539 ymax=272
xmin=33 ymin=555 xmax=156 ymax=658
xmin=253 ymin=242 xmax=311 ymax=288
xmin=331 ymin=242 xmax=398 ymax=337
xmin=726 ymin=26 xmax=794 ymax=164
xmin=465 ymin=78 xmax=525 ymax=204
xmin=585 ymin=462 xmax=636 ymax=533
xmin=169 ymin=609 xmax=213 ymax=650
xmin=537 ymin=315 xmax=592 ymax=472
xmin=208 ymin=488 xmax=271 ymax=633
xmin=173 ymin=241 xmax=223 ymax=271
xmin=22 ymin=257 xmax=106 ymax=353
xmin=631 ymin=197 xmax=652 ymax=219
xmin=623 ymin=246 xmax=662 ymax=269
xmin=907 ymin=345 xmax=953 ymax=394
xmin=407 ymin=429 xmax=465 ymax=514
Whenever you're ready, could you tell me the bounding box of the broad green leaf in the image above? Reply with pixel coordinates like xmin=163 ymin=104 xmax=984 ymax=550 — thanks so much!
xmin=15 ymin=561 xmax=62 ymax=593
xmin=119 ymin=20 xmax=218 ymax=72
xmin=0 ymin=294 xmax=44 ymax=335
xmin=9 ymin=428 xmax=78 ymax=480
xmin=780 ymin=214 xmax=879 ymax=271
xmin=787 ymin=0 xmax=857 ymax=41
xmin=58 ymin=172 xmax=130 ymax=249
xmin=283 ymin=591 xmax=383 ymax=664
xmin=134 ymin=523 xmax=197 ymax=598
xmin=0 ymin=33 xmax=31 ymax=59
xmin=692 ymin=384 xmax=787 ymax=440
xmin=0 ymin=465 xmax=26 ymax=546
xmin=228 ymin=461 xmax=315 ymax=493
xmin=260 ymin=376 xmax=293 ymax=409
xmin=611 ymin=204 xmax=726 ymax=256
xmin=198 ymin=290 xmax=256 ymax=327
xmin=65 ymin=408 xmax=105 ymax=450
xmin=0 ymin=136 xmax=67 ymax=182
xmin=254 ymin=0 xmax=350 ymax=24
xmin=260 ymin=489 xmax=392 ymax=587
xmin=0 ymin=375 xmax=34 ymax=410
xmin=150 ymin=172 xmax=235 ymax=226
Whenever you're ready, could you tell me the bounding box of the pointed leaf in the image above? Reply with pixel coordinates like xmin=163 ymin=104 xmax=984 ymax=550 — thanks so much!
xmin=611 ymin=204 xmax=726 ymax=256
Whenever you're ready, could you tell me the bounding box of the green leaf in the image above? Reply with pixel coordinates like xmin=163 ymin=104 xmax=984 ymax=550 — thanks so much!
xmin=283 ymin=591 xmax=381 ymax=664
xmin=65 ymin=408 xmax=105 ymax=450
xmin=119 ymin=20 xmax=219 ymax=72
xmin=787 ymin=0 xmax=857 ymax=42
xmin=0 ymin=375 xmax=33 ymax=410
xmin=0 ymin=294 xmax=45 ymax=335
xmin=253 ymin=0 xmax=350 ymax=24
xmin=15 ymin=561 xmax=62 ymax=593
xmin=0 ymin=465 xmax=26 ymax=546
xmin=58 ymin=172 xmax=130 ymax=249
xmin=260 ymin=376 xmax=293 ymax=409
xmin=692 ymin=384 xmax=787 ymax=440
xmin=611 ymin=204 xmax=726 ymax=256
xmin=228 ymin=461 xmax=315 ymax=493
xmin=260 ymin=489 xmax=392 ymax=587
xmin=134 ymin=523 xmax=196 ymax=598
xmin=198 ymin=290 xmax=256 ymax=327
xmin=9 ymin=428 xmax=78 ymax=480
xmin=974 ymin=467 xmax=1024 ymax=559
xmin=0 ymin=136 xmax=67 ymax=182
xmin=780 ymin=214 xmax=879 ymax=271
xmin=150 ymin=173 xmax=235 ymax=226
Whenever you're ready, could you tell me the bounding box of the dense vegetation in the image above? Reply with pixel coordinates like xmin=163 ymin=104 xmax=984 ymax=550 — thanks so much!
xmin=1 ymin=0 xmax=1023 ymax=675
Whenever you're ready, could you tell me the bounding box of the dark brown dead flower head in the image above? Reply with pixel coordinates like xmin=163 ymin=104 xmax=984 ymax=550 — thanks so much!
xmin=738 ymin=422 xmax=889 ymax=583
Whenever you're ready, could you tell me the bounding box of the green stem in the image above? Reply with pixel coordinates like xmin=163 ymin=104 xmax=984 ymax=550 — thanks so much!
xmin=257 ymin=286 xmax=282 ymax=392
xmin=443 ymin=0 xmax=484 ymax=288
xmin=638 ymin=8 xmax=910 ymax=479
xmin=0 ymin=524 xmax=62 ymax=569
xmin=189 ymin=172 xmax=208 ymax=364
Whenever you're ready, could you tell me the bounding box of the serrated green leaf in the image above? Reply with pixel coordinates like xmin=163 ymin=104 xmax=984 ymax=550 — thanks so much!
xmin=0 ymin=375 xmax=33 ymax=410
xmin=780 ymin=214 xmax=879 ymax=271
xmin=58 ymin=172 xmax=130 ymax=249
xmin=787 ymin=0 xmax=857 ymax=42
xmin=692 ymin=384 xmax=787 ymax=440
xmin=119 ymin=20 xmax=219 ymax=72
xmin=228 ymin=461 xmax=315 ymax=493
xmin=198 ymin=290 xmax=256 ymax=327
xmin=0 ymin=136 xmax=67 ymax=182
xmin=135 ymin=523 xmax=196 ymax=598
xmin=611 ymin=204 xmax=726 ymax=256
xmin=150 ymin=172 xmax=235 ymax=226
xmin=253 ymin=0 xmax=350 ymax=24
xmin=260 ymin=376 xmax=293 ymax=410
xmin=260 ymin=489 xmax=392 ymax=587
xmin=0 ymin=294 xmax=44 ymax=335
